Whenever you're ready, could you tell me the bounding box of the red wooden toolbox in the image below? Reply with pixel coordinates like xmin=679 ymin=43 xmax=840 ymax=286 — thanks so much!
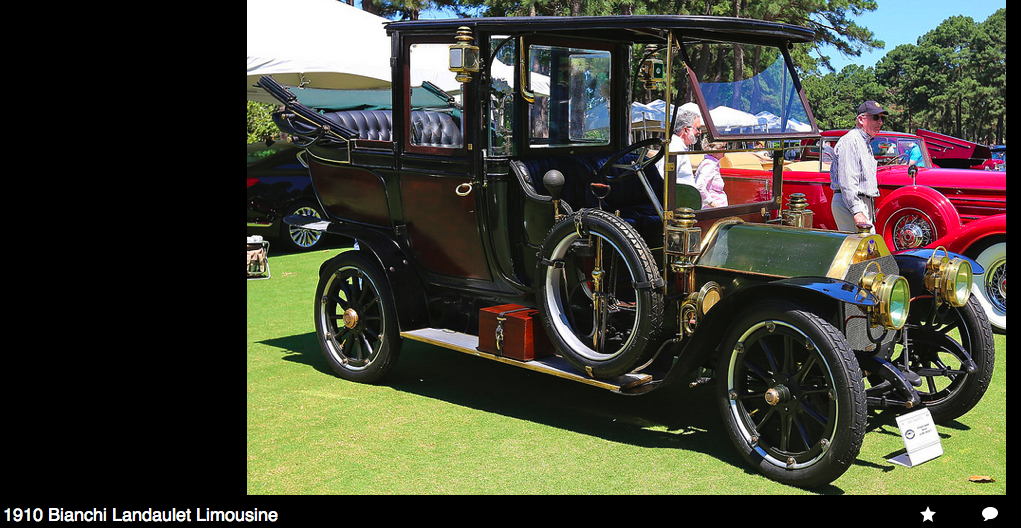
xmin=478 ymin=304 xmax=555 ymax=361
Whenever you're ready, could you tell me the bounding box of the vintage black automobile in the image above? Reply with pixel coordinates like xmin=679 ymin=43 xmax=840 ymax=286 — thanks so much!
xmin=258 ymin=15 xmax=994 ymax=488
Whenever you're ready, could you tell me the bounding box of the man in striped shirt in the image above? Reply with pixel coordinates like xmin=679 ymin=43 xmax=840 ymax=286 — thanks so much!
xmin=829 ymin=101 xmax=887 ymax=232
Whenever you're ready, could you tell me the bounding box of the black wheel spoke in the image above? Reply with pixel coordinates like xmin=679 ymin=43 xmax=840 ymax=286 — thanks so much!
xmin=781 ymin=335 xmax=796 ymax=375
xmin=759 ymin=338 xmax=780 ymax=373
xmin=779 ymin=414 xmax=793 ymax=451
xmin=741 ymin=358 xmax=772 ymax=382
xmin=328 ymin=290 xmax=349 ymax=309
xmin=340 ymin=279 xmax=358 ymax=305
xmin=793 ymin=355 xmax=819 ymax=384
xmin=361 ymin=296 xmax=381 ymax=315
xmin=755 ymin=406 xmax=777 ymax=430
xmin=357 ymin=275 xmax=372 ymax=305
xmin=797 ymin=398 xmax=830 ymax=427
xmin=793 ymin=414 xmax=814 ymax=450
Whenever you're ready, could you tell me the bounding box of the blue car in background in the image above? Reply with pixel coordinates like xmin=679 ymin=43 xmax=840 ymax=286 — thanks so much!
xmin=247 ymin=140 xmax=330 ymax=251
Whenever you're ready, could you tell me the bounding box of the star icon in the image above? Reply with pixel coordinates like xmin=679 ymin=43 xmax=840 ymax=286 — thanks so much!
xmin=921 ymin=507 xmax=935 ymax=522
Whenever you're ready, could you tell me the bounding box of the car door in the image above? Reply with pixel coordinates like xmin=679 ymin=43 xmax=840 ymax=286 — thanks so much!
xmin=397 ymin=38 xmax=491 ymax=281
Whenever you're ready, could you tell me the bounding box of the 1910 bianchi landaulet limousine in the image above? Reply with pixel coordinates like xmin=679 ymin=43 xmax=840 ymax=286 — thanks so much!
xmin=257 ymin=15 xmax=994 ymax=488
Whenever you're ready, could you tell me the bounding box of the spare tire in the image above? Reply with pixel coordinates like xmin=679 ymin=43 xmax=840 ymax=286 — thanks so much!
xmin=534 ymin=209 xmax=664 ymax=378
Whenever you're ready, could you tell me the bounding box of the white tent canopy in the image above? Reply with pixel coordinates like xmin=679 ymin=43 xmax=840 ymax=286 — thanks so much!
xmin=756 ymin=111 xmax=813 ymax=133
xmin=247 ymin=0 xmax=392 ymax=103
xmin=631 ymin=100 xmax=817 ymax=135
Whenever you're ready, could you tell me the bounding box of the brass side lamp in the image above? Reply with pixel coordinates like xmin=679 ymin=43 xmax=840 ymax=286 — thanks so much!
xmin=449 ymin=27 xmax=480 ymax=83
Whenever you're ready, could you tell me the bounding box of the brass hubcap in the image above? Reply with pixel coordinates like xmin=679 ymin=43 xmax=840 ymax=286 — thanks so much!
xmin=342 ymin=308 xmax=360 ymax=330
xmin=764 ymin=385 xmax=791 ymax=406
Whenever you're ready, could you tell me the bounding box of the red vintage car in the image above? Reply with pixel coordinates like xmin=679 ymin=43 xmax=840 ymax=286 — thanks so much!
xmin=916 ymin=128 xmax=1005 ymax=171
xmin=717 ymin=129 xmax=1006 ymax=332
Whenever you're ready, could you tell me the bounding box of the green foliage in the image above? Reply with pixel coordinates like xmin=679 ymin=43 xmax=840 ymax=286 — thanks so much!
xmin=869 ymin=9 xmax=1005 ymax=143
xmin=247 ymin=101 xmax=280 ymax=144
xmin=803 ymin=64 xmax=885 ymax=130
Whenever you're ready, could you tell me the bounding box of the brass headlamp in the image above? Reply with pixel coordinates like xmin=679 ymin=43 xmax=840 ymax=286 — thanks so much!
xmin=679 ymin=281 xmax=721 ymax=336
xmin=860 ymin=261 xmax=910 ymax=330
xmin=449 ymin=27 xmax=480 ymax=83
xmin=924 ymin=246 xmax=973 ymax=307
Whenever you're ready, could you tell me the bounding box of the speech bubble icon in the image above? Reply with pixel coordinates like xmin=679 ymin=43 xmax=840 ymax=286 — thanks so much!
xmin=982 ymin=507 xmax=998 ymax=521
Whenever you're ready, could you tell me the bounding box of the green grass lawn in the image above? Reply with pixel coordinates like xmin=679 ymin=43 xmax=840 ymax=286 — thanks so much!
xmin=248 ymin=247 xmax=1006 ymax=496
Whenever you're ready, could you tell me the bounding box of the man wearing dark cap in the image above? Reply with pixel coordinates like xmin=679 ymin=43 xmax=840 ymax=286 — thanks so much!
xmin=829 ymin=100 xmax=888 ymax=232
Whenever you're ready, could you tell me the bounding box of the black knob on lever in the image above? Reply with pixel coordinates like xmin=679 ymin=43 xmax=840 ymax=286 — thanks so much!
xmin=543 ymin=170 xmax=565 ymax=201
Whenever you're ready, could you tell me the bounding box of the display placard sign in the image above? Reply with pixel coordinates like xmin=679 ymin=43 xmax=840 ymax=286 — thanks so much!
xmin=889 ymin=408 xmax=943 ymax=467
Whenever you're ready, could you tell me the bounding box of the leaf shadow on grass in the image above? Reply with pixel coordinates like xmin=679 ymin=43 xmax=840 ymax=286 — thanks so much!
xmin=262 ymin=333 xmax=873 ymax=493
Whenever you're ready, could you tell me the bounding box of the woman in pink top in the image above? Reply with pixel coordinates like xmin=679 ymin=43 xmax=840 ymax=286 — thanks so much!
xmin=695 ymin=142 xmax=729 ymax=208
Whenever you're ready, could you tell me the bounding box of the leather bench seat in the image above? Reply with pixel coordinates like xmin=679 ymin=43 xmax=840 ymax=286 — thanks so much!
xmin=325 ymin=109 xmax=394 ymax=141
xmin=321 ymin=109 xmax=463 ymax=148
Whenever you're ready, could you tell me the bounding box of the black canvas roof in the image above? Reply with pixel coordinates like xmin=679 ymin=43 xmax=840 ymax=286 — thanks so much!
xmin=385 ymin=15 xmax=815 ymax=46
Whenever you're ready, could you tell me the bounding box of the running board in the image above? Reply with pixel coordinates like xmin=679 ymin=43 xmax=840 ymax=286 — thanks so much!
xmin=400 ymin=328 xmax=655 ymax=392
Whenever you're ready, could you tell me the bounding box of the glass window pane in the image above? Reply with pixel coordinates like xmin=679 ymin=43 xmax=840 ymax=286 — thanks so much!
xmin=408 ymin=43 xmax=464 ymax=149
xmin=489 ymin=36 xmax=516 ymax=156
xmin=527 ymin=44 xmax=611 ymax=148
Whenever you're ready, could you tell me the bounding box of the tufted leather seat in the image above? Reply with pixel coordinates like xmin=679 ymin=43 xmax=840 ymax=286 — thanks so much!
xmin=318 ymin=109 xmax=463 ymax=148
xmin=322 ymin=110 xmax=394 ymax=141
xmin=410 ymin=111 xmax=463 ymax=147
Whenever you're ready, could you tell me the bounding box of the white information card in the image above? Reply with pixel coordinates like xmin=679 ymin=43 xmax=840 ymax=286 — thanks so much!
xmin=889 ymin=407 xmax=943 ymax=467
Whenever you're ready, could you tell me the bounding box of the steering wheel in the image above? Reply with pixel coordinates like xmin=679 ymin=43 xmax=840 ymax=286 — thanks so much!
xmin=597 ymin=138 xmax=665 ymax=183
xmin=879 ymin=154 xmax=908 ymax=166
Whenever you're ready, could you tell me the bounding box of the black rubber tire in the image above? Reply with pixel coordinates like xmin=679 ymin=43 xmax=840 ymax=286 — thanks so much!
xmin=896 ymin=294 xmax=995 ymax=424
xmin=535 ymin=209 xmax=664 ymax=378
xmin=716 ymin=300 xmax=867 ymax=489
xmin=314 ymin=253 xmax=402 ymax=383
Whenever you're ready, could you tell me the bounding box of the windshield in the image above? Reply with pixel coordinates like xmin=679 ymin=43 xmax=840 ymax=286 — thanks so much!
xmin=821 ymin=135 xmax=933 ymax=167
xmin=684 ymin=41 xmax=816 ymax=140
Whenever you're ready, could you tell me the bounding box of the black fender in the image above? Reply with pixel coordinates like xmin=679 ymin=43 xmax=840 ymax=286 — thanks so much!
xmin=306 ymin=220 xmax=430 ymax=332
xmin=657 ymin=277 xmax=877 ymax=389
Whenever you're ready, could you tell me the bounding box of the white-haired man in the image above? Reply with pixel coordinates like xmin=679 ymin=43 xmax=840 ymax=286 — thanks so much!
xmin=656 ymin=108 xmax=701 ymax=186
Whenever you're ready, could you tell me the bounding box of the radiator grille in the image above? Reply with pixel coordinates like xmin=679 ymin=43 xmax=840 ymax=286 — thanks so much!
xmin=841 ymin=255 xmax=900 ymax=352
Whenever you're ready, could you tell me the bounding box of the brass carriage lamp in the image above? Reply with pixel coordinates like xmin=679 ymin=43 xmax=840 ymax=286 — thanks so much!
xmin=639 ymin=45 xmax=666 ymax=90
xmin=859 ymin=261 xmax=910 ymax=330
xmin=782 ymin=193 xmax=814 ymax=228
xmin=449 ymin=26 xmax=480 ymax=83
xmin=666 ymin=208 xmax=701 ymax=273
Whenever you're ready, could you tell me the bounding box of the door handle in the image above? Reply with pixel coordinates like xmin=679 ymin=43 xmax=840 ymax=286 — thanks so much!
xmin=455 ymin=182 xmax=473 ymax=196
